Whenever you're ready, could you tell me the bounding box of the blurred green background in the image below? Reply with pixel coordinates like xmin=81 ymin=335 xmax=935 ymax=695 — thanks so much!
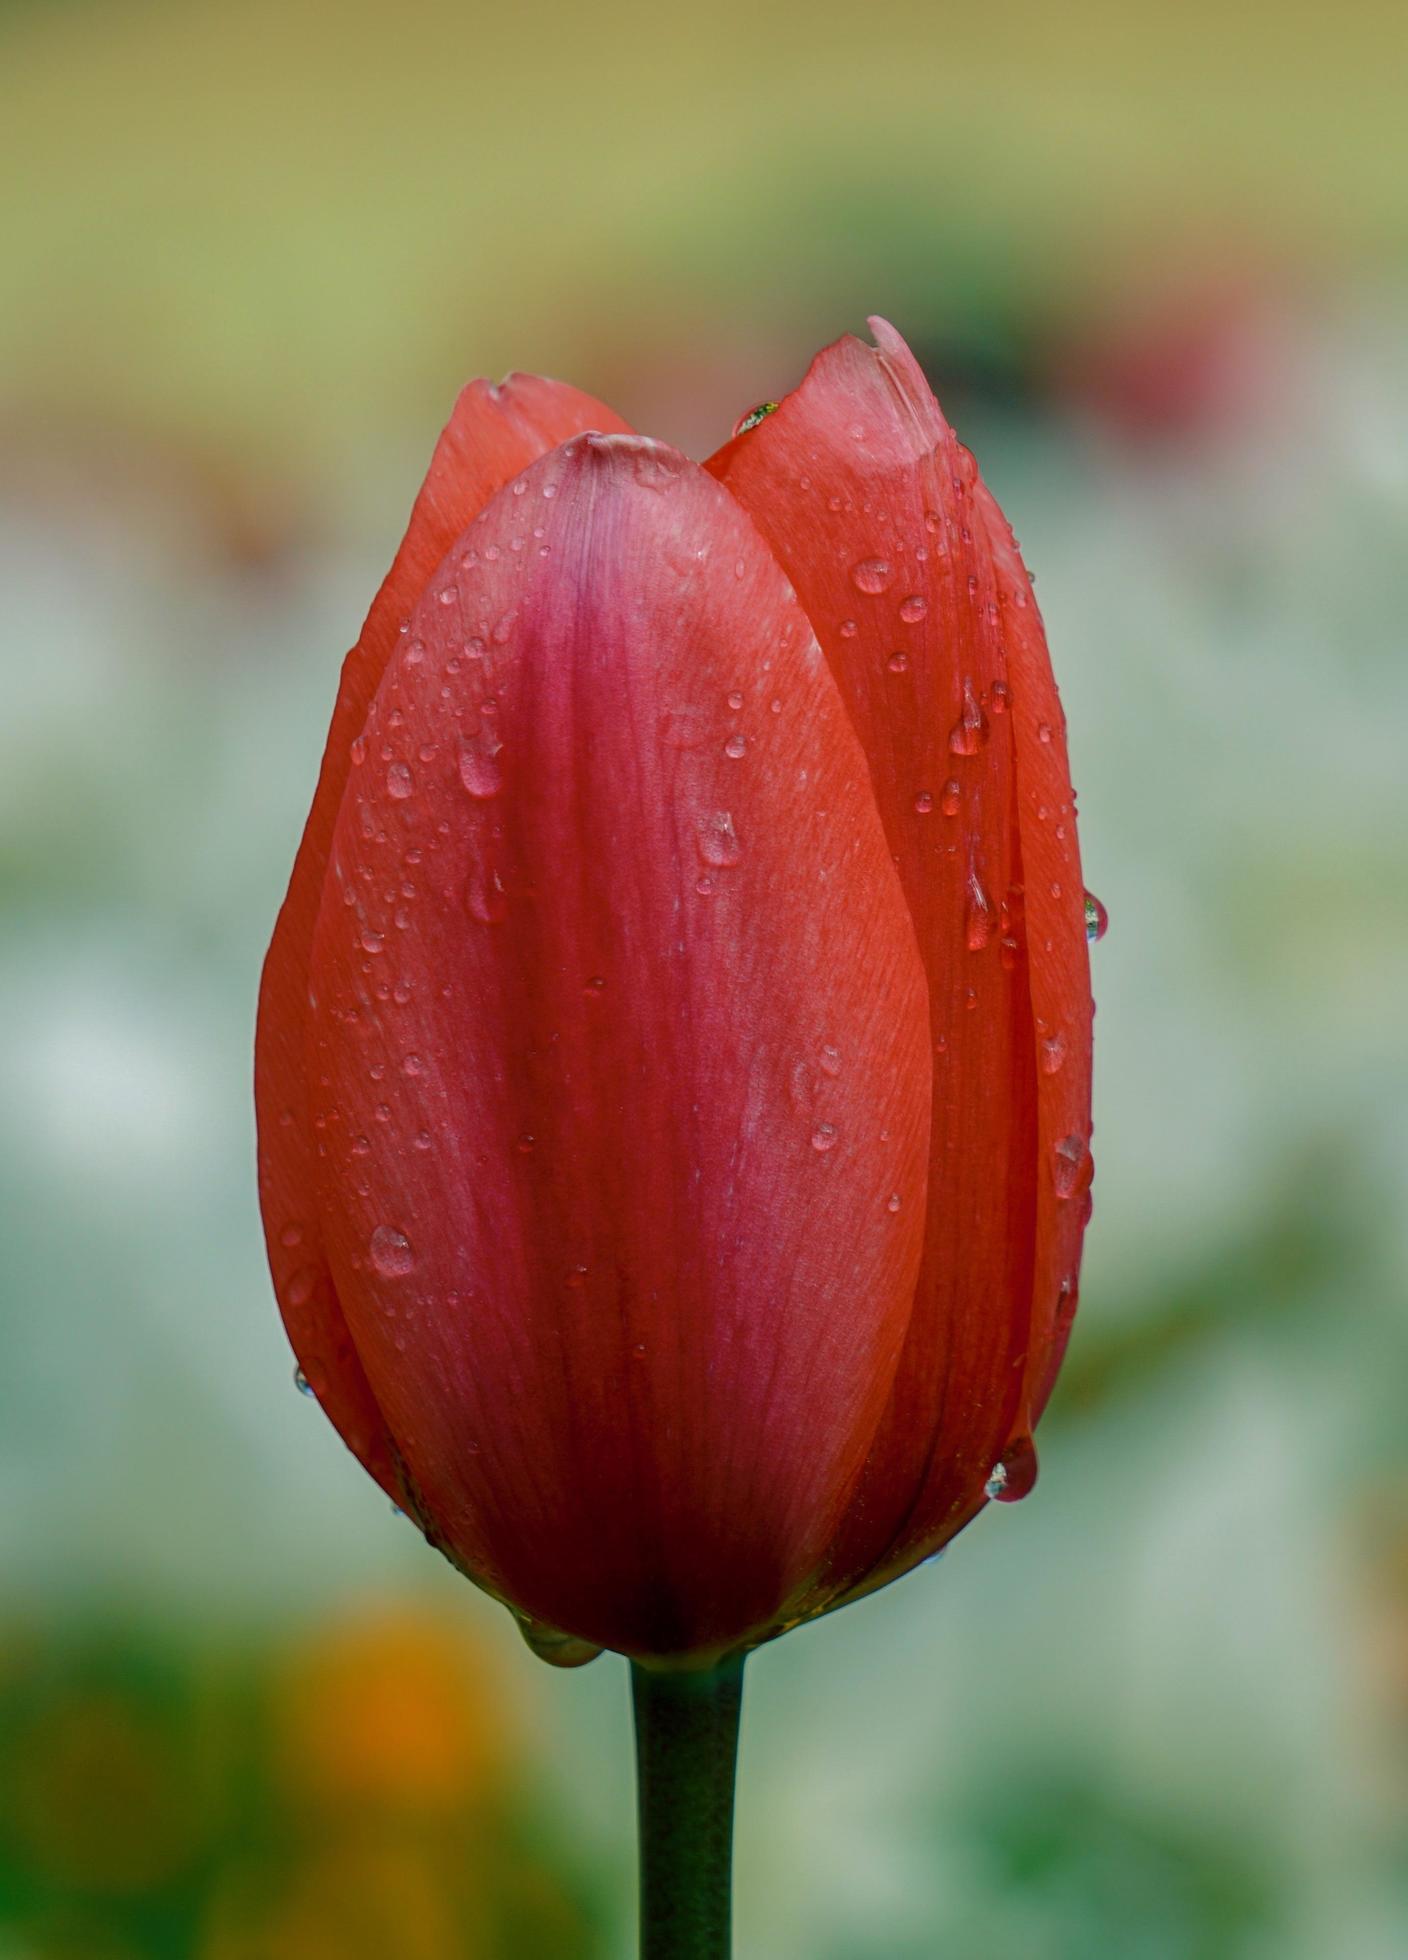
xmin=2 ymin=0 xmax=1406 ymax=1953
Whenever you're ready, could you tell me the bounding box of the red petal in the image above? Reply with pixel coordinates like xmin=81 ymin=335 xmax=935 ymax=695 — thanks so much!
xmin=709 ymin=319 xmax=1092 ymax=1601
xmin=255 ymin=376 xmax=631 ymax=1498
xmin=975 ymin=480 xmax=1093 ymax=1425
xmin=304 ymin=435 xmax=932 ymax=1658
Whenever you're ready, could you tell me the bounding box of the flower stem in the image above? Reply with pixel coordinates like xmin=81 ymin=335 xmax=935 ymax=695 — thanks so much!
xmin=630 ymin=1651 xmax=746 ymax=1958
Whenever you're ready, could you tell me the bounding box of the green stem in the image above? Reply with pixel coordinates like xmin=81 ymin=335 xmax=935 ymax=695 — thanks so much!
xmin=630 ymin=1652 xmax=746 ymax=1959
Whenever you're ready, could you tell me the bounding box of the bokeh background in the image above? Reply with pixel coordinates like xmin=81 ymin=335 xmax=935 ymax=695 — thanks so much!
xmin=3 ymin=0 xmax=1406 ymax=1953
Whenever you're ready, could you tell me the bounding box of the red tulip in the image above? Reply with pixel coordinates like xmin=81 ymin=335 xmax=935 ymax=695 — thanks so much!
xmin=255 ymin=321 xmax=1094 ymax=1669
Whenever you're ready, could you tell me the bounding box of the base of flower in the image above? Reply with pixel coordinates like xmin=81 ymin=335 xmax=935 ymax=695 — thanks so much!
xmin=631 ymin=1652 xmax=746 ymax=1959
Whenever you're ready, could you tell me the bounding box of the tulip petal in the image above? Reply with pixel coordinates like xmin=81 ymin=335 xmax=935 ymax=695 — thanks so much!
xmin=305 ymin=435 xmax=932 ymax=1658
xmin=975 ymin=481 xmax=1094 ymax=1424
xmin=709 ymin=319 xmax=1092 ymax=1603
xmin=256 ymin=376 xmax=631 ymax=1499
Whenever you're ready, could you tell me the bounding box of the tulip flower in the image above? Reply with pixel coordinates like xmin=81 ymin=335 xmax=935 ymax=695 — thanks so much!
xmin=255 ymin=319 xmax=1095 ymax=1956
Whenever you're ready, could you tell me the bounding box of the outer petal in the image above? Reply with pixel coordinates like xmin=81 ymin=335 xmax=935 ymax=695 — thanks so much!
xmin=255 ymin=376 xmax=631 ymax=1498
xmin=976 ymin=480 xmax=1093 ymax=1425
xmin=305 ymin=435 xmax=932 ymax=1660
xmin=709 ymin=320 xmax=1092 ymax=1604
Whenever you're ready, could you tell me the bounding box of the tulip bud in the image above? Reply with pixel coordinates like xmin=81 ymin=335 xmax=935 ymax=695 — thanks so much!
xmin=256 ymin=322 xmax=1093 ymax=1667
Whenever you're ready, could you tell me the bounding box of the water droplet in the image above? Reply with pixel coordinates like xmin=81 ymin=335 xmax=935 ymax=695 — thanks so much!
xmin=1084 ymin=891 xmax=1109 ymax=943
xmin=287 ymin=1264 xmax=318 ymax=1309
xmin=811 ymin=1122 xmax=838 ymax=1153
xmin=698 ymin=810 xmax=741 ymax=868
xmin=369 ymin=1226 xmax=415 ymax=1278
xmin=402 ymin=1053 xmax=424 ymax=1077
xmin=940 ymin=780 xmax=962 ymax=817
xmin=887 ymin=650 xmax=909 ymax=674
xmin=350 ymin=736 xmax=367 ymax=766
xmin=360 ymin=927 xmax=384 ymax=955
xmin=724 ymin=732 xmax=748 ymax=759
xmin=458 ymin=747 xmax=503 ymax=799
xmin=819 ymin=1044 xmax=842 ymax=1077
xmin=838 ymin=618 xmax=858 ymax=638
xmin=466 ymin=865 xmax=509 ymax=924
xmin=965 ymin=870 xmax=995 ymax=950
xmin=948 ymin=678 xmax=989 ymax=756
xmin=898 ymin=594 xmax=927 ymax=623
xmin=726 ymin=689 xmax=744 ymax=711
xmin=565 ymin=1264 xmax=588 ymax=1290
xmin=1052 ymin=1134 xmax=1092 ymax=1201
xmin=733 ymin=400 xmax=779 ymax=437
xmin=280 ymin=1223 xmax=304 ymax=1249
xmin=1037 ymin=721 xmax=1053 ymax=745
xmin=293 ymin=1365 xmax=314 ymax=1397
xmin=851 ymin=557 xmax=894 ymax=595
xmin=386 ymin=761 xmax=414 ymax=800
xmin=584 ymin=974 xmax=606 ymax=996
xmin=886 ymin=1192 xmax=902 ymax=1213
xmin=914 ymin=790 xmax=934 ymax=815
xmin=437 ymin=584 xmax=458 ymax=608
xmin=516 ymin=1132 xmax=536 ymax=1155
xmin=991 ymin=1434 xmax=1039 ymax=1503
xmin=990 ymin=680 xmax=1011 ymax=714
xmin=1040 ymin=1031 xmax=1067 ymax=1074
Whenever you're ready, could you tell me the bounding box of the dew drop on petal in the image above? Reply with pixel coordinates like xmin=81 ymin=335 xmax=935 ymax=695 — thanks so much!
xmin=288 ymin=1271 xmax=319 ymax=1313
xmin=369 ymin=1226 xmax=415 ymax=1278
xmin=466 ymin=865 xmax=509 ymax=925
xmin=1084 ymin=891 xmax=1109 ymax=943
xmin=458 ymin=748 xmax=503 ymax=800
xmin=850 ymin=558 xmax=894 ymax=595
xmin=965 ymin=871 xmax=996 ymax=950
xmin=988 ymin=1434 xmax=1039 ymax=1504
xmin=1052 ymin=1134 xmax=1092 ymax=1201
xmin=698 ymin=811 xmax=742 ymax=867
xmin=948 ymin=678 xmax=989 ymax=756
